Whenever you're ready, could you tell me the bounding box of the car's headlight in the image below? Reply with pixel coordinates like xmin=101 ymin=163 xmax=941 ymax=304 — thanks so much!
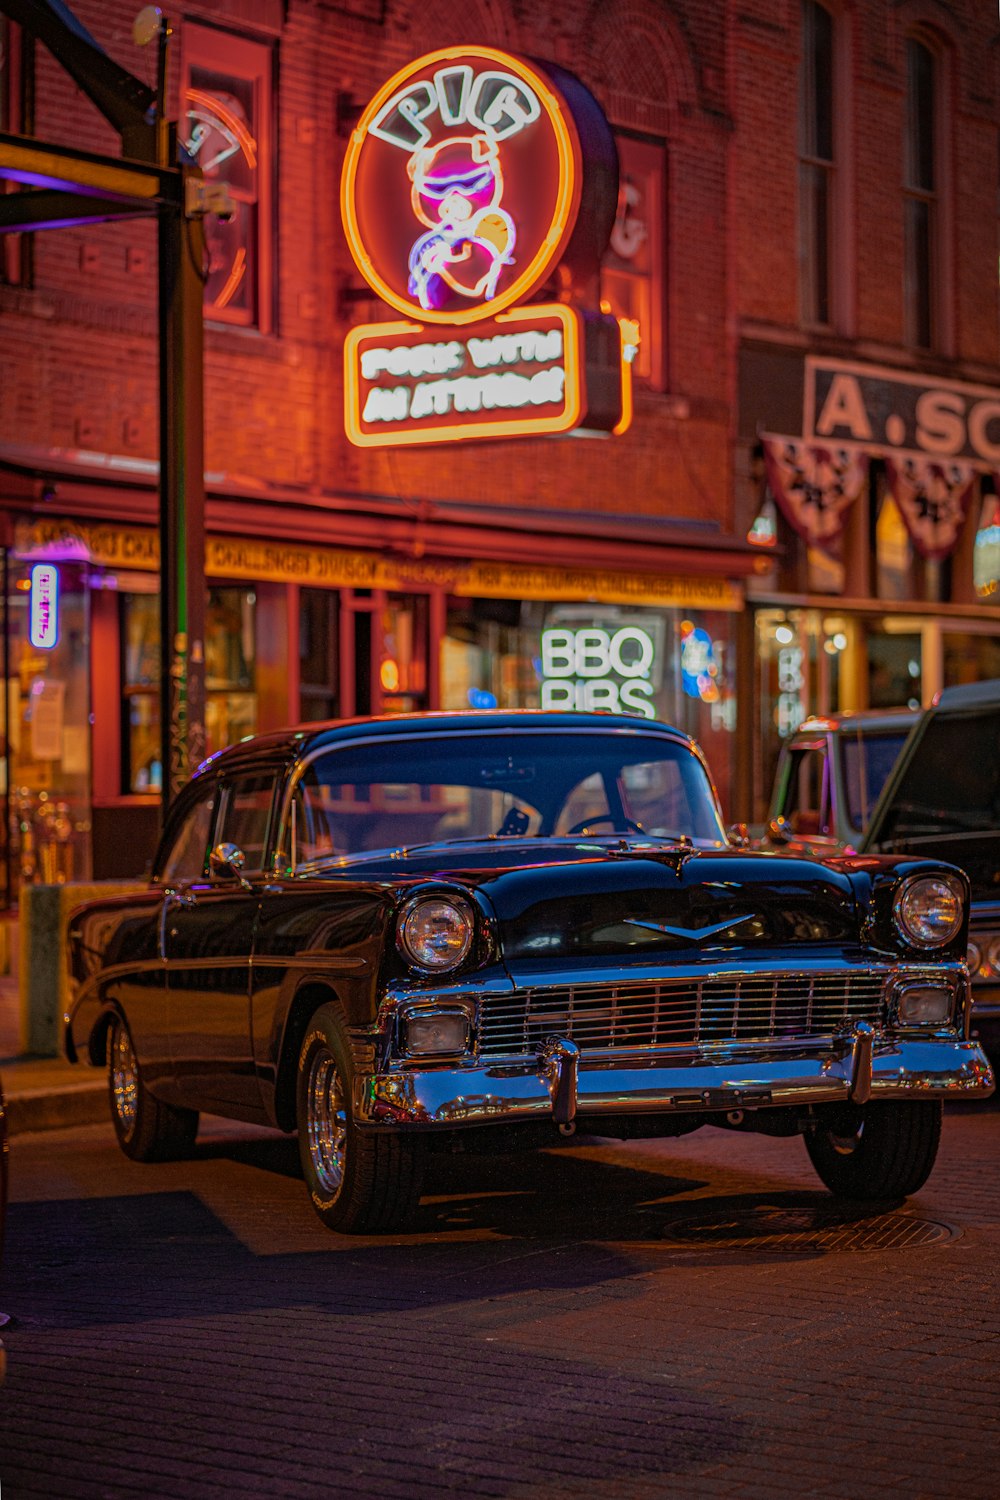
xmin=397 ymin=894 xmax=475 ymax=973
xmin=894 ymin=874 xmax=965 ymax=949
xmin=969 ymin=935 xmax=1000 ymax=979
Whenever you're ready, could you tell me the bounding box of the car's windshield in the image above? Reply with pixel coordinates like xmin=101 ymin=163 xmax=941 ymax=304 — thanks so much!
xmin=875 ymin=707 xmax=1000 ymax=841
xmin=287 ymin=729 xmax=727 ymax=864
xmin=842 ymin=731 xmax=911 ymax=832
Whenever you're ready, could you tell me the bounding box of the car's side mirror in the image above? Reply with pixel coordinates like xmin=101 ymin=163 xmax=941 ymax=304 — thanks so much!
xmin=767 ymin=816 xmax=793 ymax=844
xmin=727 ymin=822 xmax=750 ymax=848
xmin=210 ymin=842 xmax=252 ymax=888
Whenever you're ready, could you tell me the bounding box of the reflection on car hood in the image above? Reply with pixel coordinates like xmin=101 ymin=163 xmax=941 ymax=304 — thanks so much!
xmin=310 ymin=839 xmax=861 ymax=961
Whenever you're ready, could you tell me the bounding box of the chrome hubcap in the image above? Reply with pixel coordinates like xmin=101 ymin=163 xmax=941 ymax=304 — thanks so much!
xmin=306 ymin=1047 xmax=347 ymax=1198
xmin=111 ymin=1023 xmax=138 ymax=1137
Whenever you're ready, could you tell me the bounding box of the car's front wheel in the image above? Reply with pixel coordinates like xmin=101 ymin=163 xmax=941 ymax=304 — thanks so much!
xmin=296 ymin=1002 xmax=425 ymax=1233
xmin=108 ymin=1015 xmax=199 ymax=1162
xmin=805 ymin=1100 xmax=942 ymax=1199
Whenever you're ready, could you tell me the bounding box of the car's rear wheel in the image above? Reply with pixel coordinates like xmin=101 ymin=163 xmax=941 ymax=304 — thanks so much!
xmin=296 ymin=1002 xmax=425 ymax=1233
xmin=108 ymin=1016 xmax=199 ymax=1162
xmin=805 ymin=1100 xmax=942 ymax=1199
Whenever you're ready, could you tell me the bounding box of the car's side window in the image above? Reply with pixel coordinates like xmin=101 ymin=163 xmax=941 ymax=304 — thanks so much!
xmin=215 ymin=775 xmax=276 ymax=873
xmin=779 ymin=744 xmax=832 ymax=837
xmin=159 ymin=791 xmax=217 ymax=884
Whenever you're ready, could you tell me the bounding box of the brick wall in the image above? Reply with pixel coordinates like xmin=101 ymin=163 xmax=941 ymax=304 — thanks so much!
xmin=2 ymin=0 xmax=997 ymax=548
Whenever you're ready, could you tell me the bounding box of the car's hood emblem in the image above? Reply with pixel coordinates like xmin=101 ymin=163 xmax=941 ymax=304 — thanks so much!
xmin=624 ymin=914 xmax=755 ymax=942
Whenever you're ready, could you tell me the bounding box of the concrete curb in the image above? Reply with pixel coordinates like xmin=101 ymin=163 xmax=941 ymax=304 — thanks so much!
xmin=6 ymin=1081 xmax=107 ymax=1136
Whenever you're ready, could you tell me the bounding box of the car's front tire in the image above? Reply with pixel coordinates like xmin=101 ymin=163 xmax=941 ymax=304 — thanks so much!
xmin=108 ymin=1015 xmax=199 ymax=1162
xmin=296 ymin=1002 xmax=425 ymax=1233
xmin=805 ymin=1099 xmax=942 ymax=1199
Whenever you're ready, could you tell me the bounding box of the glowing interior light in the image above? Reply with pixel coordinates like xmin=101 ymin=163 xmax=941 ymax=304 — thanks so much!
xmin=775 ymin=625 xmax=794 ymax=645
xmin=380 ymin=658 xmax=401 ymax=691
xmin=29 ymin=564 xmax=59 ymax=649
xmin=833 ymin=632 xmax=848 ymax=650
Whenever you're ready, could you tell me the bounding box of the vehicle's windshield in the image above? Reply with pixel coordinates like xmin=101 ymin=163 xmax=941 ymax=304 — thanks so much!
xmin=842 ymin=731 xmax=911 ymax=832
xmin=875 ymin=707 xmax=1000 ymax=842
xmin=287 ymin=730 xmax=727 ymax=864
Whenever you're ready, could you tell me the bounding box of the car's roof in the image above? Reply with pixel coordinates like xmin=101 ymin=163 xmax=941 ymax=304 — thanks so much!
xmin=934 ymin=679 xmax=1000 ymax=710
xmin=193 ymin=710 xmax=692 ymax=778
xmin=789 ymin=707 xmax=920 ymax=736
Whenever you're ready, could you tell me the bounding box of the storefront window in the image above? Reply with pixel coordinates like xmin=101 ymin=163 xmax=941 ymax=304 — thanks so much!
xmin=299 ymin=588 xmax=339 ymax=722
xmin=122 ymin=593 xmax=161 ymax=792
xmin=205 ymin=588 xmax=256 ymax=752
xmin=875 ymin=488 xmax=912 ymax=599
xmin=122 ymin=586 xmax=257 ymax=779
xmin=867 ymin=625 xmax=921 ymax=709
xmin=7 ymin=560 xmax=91 ymax=891
xmin=942 ymin=630 xmax=1000 ymax=688
xmin=973 ymin=491 xmax=1000 ymax=600
xmin=380 ymin=595 xmax=428 ymax=713
xmin=443 ymin=600 xmax=738 ymax=815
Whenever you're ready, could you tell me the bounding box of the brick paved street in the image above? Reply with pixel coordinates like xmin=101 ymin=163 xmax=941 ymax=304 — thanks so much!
xmin=2 ymin=1101 xmax=1000 ymax=1498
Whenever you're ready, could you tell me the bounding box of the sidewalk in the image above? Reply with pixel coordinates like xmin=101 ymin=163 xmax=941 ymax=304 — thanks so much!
xmin=0 ymin=948 xmax=106 ymax=1137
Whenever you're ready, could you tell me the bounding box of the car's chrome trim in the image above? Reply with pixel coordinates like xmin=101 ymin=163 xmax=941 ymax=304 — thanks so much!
xmin=355 ymin=1034 xmax=994 ymax=1127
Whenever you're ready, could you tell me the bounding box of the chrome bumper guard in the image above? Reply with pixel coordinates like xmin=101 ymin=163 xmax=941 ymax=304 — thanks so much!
xmin=359 ymin=1028 xmax=994 ymax=1129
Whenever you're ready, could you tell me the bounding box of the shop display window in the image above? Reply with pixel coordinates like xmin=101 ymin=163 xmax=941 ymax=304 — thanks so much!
xmin=443 ymin=600 xmax=737 ymax=817
xmin=973 ymin=492 xmax=1000 ymax=600
xmin=379 ymin=595 xmax=428 ymax=714
xmin=205 ymin=588 xmax=257 ymax=753
xmin=121 ymin=586 xmax=257 ymax=791
xmin=122 ymin=593 xmax=161 ymax=792
xmin=181 ymin=24 xmax=273 ymax=331
xmin=6 ymin=561 xmax=91 ymax=894
xmin=299 ymin=588 xmax=339 ymax=723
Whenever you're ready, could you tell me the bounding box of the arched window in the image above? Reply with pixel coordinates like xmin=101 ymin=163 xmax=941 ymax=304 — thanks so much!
xmin=799 ymin=1 xmax=836 ymax=327
xmin=904 ymin=37 xmax=938 ymax=349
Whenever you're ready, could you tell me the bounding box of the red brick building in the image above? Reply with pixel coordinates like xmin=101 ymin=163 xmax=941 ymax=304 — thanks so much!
xmin=0 ymin=0 xmax=997 ymax=898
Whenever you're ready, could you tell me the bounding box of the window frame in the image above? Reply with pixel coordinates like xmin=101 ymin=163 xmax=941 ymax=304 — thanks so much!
xmin=179 ymin=21 xmax=275 ymax=333
xmin=600 ymin=131 xmax=667 ymax=391
xmin=798 ymin=0 xmax=838 ymax=330
xmin=903 ymin=34 xmax=941 ymax=352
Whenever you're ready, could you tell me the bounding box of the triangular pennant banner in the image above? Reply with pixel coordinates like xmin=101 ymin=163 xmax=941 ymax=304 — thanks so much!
xmin=884 ymin=456 xmax=976 ymax=560
xmin=762 ymin=436 xmax=868 ymax=554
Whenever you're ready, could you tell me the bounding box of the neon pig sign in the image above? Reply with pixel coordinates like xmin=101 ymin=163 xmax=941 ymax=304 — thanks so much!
xmin=341 ymin=47 xmax=629 ymax=447
xmin=29 ymin=563 xmax=59 ymax=649
xmin=342 ymin=48 xmax=582 ymax=326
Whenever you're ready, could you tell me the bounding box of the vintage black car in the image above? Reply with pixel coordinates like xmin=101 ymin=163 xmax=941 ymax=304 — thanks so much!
xmin=65 ymin=712 xmax=994 ymax=1233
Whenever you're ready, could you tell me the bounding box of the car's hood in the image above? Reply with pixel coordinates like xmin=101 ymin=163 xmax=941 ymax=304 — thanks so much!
xmin=312 ymin=839 xmax=861 ymax=967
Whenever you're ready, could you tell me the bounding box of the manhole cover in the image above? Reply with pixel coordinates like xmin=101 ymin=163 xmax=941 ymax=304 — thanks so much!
xmin=661 ymin=1207 xmax=956 ymax=1254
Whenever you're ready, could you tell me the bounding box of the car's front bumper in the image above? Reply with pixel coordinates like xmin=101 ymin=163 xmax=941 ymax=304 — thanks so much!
xmin=357 ymin=1032 xmax=994 ymax=1129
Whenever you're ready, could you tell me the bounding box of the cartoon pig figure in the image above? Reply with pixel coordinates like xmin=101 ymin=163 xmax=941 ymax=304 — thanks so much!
xmin=407 ymin=134 xmax=516 ymax=311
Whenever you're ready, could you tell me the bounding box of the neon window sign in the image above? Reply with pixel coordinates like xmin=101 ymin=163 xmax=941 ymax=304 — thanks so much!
xmin=342 ymin=48 xmax=582 ymax=326
xmin=540 ymin=625 xmax=657 ymax=718
xmin=29 ymin=564 xmax=59 ymax=649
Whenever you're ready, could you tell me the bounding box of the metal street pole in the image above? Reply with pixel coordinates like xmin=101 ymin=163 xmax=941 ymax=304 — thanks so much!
xmin=158 ymin=151 xmax=207 ymax=806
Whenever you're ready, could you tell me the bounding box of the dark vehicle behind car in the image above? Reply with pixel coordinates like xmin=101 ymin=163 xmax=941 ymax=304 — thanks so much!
xmin=764 ymin=709 xmax=918 ymax=856
xmin=65 ymin=712 xmax=993 ymax=1233
xmin=861 ymin=680 xmax=1000 ymax=1050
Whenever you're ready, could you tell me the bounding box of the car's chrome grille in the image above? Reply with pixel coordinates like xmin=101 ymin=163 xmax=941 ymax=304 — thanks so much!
xmin=477 ymin=972 xmax=890 ymax=1056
